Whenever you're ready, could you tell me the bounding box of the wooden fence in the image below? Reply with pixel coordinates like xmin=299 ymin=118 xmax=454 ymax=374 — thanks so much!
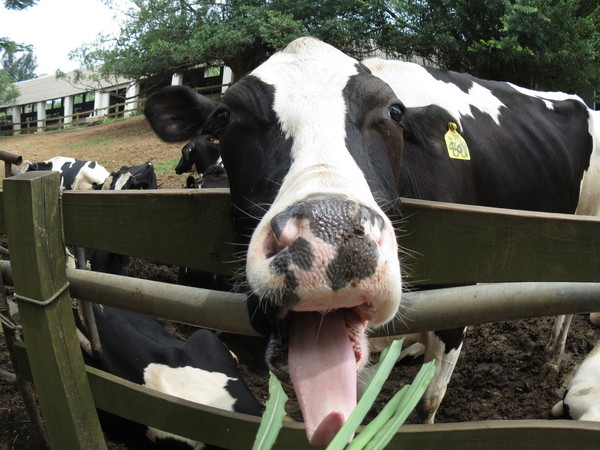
xmin=2 ymin=171 xmax=600 ymax=448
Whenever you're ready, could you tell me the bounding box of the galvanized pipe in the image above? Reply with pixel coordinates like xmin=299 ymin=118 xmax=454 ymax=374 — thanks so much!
xmin=1 ymin=260 xmax=599 ymax=336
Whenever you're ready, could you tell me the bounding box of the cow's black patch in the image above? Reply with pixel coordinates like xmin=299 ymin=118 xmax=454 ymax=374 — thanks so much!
xmin=434 ymin=327 xmax=466 ymax=353
xmin=326 ymin=234 xmax=378 ymax=291
xmin=60 ymin=159 xmax=87 ymax=189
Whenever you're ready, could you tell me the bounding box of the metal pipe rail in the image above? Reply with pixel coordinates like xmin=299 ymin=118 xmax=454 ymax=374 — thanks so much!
xmin=1 ymin=260 xmax=599 ymax=336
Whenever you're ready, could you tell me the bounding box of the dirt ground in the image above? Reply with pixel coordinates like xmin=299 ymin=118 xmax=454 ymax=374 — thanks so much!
xmin=1 ymin=117 xmax=599 ymax=449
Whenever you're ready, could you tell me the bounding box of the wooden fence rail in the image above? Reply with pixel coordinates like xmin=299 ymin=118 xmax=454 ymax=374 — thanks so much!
xmin=2 ymin=171 xmax=600 ymax=448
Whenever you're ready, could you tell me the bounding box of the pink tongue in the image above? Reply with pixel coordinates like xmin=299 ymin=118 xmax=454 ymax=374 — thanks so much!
xmin=288 ymin=310 xmax=357 ymax=446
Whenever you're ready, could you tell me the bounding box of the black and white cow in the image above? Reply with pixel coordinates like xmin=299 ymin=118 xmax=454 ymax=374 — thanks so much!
xmin=551 ymin=341 xmax=600 ymax=422
xmin=144 ymin=37 xmax=600 ymax=445
xmin=22 ymin=156 xmax=110 ymax=190
xmin=81 ymin=305 xmax=262 ymax=448
xmin=22 ymin=156 xmax=158 ymax=192
xmin=176 ymin=137 xmax=228 ymax=189
xmin=176 ymin=136 xmax=221 ymax=175
xmin=100 ymin=161 xmax=158 ymax=190
xmin=77 ymin=229 xmax=261 ymax=449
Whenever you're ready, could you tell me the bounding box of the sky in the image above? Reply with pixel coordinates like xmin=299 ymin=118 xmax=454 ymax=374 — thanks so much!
xmin=0 ymin=0 xmax=129 ymax=77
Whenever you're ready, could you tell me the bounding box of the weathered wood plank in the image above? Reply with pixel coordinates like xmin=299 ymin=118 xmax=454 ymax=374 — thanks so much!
xmin=2 ymin=189 xmax=600 ymax=285
xmin=400 ymin=198 xmax=600 ymax=286
xmin=3 ymin=172 xmax=106 ymax=449
xmin=60 ymin=188 xmax=238 ymax=276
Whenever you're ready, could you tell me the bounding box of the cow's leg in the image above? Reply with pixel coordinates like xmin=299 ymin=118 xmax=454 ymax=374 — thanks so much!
xmin=417 ymin=327 xmax=466 ymax=423
xmin=543 ymin=314 xmax=573 ymax=381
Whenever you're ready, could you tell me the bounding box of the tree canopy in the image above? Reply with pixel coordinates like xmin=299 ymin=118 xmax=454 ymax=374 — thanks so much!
xmin=385 ymin=0 xmax=599 ymax=93
xmin=54 ymin=0 xmax=600 ymax=97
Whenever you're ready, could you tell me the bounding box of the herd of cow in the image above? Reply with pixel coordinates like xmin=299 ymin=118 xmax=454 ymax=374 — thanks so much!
xmin=12 ymin=37 xmax=600 ymax=447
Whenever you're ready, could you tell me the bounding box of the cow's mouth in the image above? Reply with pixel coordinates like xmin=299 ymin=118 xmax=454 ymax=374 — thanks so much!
xmin=266 ymin=307 xmax=369 ymax=446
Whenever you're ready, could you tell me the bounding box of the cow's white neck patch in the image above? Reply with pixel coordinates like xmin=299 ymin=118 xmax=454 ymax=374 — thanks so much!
xmin=251 ymin=37 xmax=376 ymax=209
xmin=143 ymin=363 xmax=237 ymax=448
xmin=363 ymin=58 xmax=505 ymax=127
xmin=507 ymin=83 xmax=583 ymax=110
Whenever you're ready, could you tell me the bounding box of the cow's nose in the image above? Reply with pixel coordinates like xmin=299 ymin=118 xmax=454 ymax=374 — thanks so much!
xmin=270 ymin=196 xmax=385 ymax=248
xmin=265 ymin=196 xmax=387 ymax=291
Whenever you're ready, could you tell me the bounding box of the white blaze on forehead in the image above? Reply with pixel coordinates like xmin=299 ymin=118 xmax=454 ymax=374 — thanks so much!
xmin=363 ymin=58 xmax=505 ymax=126
xmin=251 ymin=38 xmax=376 ymax=208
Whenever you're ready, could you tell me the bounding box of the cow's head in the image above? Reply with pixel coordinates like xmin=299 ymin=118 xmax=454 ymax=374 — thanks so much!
xmin=100 ymin=162 xmax=157 ymax=190
xmin=175 ymin=136 xmax=221 ymax=175
xmin=145 ymin=37 xmax=406 ymax=445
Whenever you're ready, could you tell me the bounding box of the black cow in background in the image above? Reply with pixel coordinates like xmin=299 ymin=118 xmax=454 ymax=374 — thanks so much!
xmin=75 ymin=198 xmax=261 ymax=449
xmin=175 ymin=136 xmax=229 ymax=189
xmin=100 ymin=161 xmax=157 ymax=190
xmin=79 ymin=304 xmax=262 ymax=449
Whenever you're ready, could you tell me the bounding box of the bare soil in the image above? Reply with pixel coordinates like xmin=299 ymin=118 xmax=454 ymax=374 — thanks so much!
xmin=1 ymin=117 xmax=599 ymax=449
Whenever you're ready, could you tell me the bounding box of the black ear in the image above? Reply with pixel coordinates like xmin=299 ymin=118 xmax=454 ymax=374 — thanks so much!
xmin=144 ymin=86 xmax=217 ymax=142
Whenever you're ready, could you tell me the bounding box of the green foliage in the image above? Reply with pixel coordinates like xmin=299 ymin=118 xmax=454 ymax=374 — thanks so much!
xmin=386 ymin=0 xmax=599 ymax=92
xmin=4 ymin=0 xmax=38 ymax=9
xmin=75 ymin=0 xmax=598 ymax=94
xmin=2 ymin=49 xmax=37 ymax=81
xmin=0 ymin=69 xmax=19 ymax=104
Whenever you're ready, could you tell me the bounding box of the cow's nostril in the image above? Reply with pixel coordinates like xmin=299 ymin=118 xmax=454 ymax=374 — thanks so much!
xmin=271 ymin=211 xmax=300 ymax=248
xmin=264 ymin=230 xmax=285 ymax=258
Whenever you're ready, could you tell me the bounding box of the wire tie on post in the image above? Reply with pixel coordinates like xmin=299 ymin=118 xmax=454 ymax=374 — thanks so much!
xmin=14 ymin=281 xmax=70 ymax=306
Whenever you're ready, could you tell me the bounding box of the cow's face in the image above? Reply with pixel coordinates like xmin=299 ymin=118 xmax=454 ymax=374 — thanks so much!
xmin=145 ymin=37 xmax=405 ymax=445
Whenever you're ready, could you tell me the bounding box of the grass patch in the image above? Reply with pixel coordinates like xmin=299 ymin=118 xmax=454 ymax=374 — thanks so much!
xmin=151 ymin=158 xmax=179 ymax=175
xmin=67 ymin=136 xmax=112 ymax=149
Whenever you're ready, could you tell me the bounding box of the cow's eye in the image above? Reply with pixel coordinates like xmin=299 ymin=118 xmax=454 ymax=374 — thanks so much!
xmin=214 ymin=109 xmax=231 ymax=129
xmin=389 ymin=104 xmax=404 ymax=124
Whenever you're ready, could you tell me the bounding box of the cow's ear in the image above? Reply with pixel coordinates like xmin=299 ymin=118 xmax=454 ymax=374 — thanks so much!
xmin=402 ymin=105 xmax=457 ymax=154
xmin=145 ymin=86 xmax=217 ymax=142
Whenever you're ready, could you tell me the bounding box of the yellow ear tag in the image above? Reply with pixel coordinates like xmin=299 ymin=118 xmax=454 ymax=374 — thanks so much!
xmin=444 ymin=122 xmax=470 ymax=160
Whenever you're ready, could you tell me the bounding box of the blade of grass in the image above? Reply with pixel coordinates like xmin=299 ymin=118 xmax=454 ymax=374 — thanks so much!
xmin=252 ymin=371 xmax=288 ymax=450
xmin=364 ymin=360 xmax=437 ymax=450
xmin=346 ymin=387 xmax=409 ymax=449
xmin=325 ymin=338 xmax=405 ymax=450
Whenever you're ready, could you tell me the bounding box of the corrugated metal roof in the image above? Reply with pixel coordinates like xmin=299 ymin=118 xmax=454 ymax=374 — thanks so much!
xmin=0 ymin=69 xmax=133 ymax=108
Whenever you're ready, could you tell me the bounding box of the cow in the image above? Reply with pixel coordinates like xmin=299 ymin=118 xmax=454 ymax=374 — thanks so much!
xmin=551 ymin=341 xmax=600 ymax=422
xmin=175 ymin=136 xmax=221 ymax=175
xmin=144 ymin=37 xmax=600 ymax=445
xmin=76 ymin=230 xmax=261 ymax=449
xmin=21 ymin=156 xmax=110 ymax=190
xmin=99 ymin=161 xmax=157 ymax=190
xmin=175 ymin=136 xmax=228 ymax=189
xmin=80 ymin=305 xmax=262 ymax=448
xmin=21 ymin=156 xmax=158 ymax=192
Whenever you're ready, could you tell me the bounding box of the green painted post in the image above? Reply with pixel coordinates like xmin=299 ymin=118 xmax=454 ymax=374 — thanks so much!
xmin=4 ymin=171 xmax=106 ymax=449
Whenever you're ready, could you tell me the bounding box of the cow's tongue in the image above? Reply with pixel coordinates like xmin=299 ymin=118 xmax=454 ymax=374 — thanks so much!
xmin=288 ymin=310 xmax=357 ymax=446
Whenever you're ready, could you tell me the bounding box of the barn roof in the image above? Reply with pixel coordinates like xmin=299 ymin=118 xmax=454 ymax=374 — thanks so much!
xmin=0 ymin=69 xmax=132 ymax=108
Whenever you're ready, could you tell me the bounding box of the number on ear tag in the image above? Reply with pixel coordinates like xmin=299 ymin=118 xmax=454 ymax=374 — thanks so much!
xmin=444 ymin=122 xmax=471 ymax=160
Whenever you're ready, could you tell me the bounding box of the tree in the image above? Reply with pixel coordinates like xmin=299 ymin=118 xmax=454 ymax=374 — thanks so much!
xmin=2 ymin=49 xmax=37 ymax=81
xmin=0 ymin=69 xmax=18 ymax=104
xmin=73 ymin=0 xmax=598 ymax=95
xmin=1 ymin=0 xmax=39 ymax=104
xmin=72 ymin=0 xmax=391 ymax=85
xmin=4 ymin=0 xmax=38 ymax=9
xmin=385 ymin=0 xmax=599 ymax=92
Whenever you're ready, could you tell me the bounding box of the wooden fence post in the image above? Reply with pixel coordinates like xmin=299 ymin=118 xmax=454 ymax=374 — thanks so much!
xmin=4 ymin=171 xmax=106 ymax=449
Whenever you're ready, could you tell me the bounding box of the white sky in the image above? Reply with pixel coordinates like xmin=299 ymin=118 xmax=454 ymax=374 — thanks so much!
xmin=0 ymin=0 xmax=129 ymax=77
